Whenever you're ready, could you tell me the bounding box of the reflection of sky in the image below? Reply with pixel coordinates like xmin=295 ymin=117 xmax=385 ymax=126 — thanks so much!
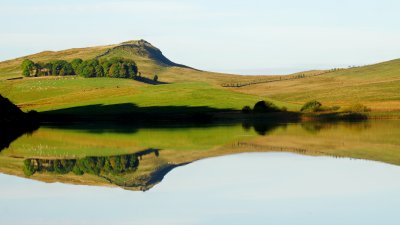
xmin=1 ymin=153 xmax=400 ymax=225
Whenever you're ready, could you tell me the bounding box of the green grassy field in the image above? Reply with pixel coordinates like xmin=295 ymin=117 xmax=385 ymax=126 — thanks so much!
xmin=0 ymin=76 xmax=299 ymax=113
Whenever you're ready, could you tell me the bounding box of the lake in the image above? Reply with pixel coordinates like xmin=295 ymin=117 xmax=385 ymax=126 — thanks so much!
xmin=1 ymin=120 xmax=400 ymax=224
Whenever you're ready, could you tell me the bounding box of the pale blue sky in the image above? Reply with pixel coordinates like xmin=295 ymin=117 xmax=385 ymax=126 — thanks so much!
xmin=1 ymin=0 xmax=399 ymax=74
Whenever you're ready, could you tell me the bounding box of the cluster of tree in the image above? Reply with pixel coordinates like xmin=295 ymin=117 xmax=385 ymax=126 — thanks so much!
xmin=72 ymin=57 xmax=138 ymax=78
xmin=242 ymin=100 xmax=287 ymax=114
xmin=22 ymin=59 xmax=74 ymax=77
xmin=23 ymin=154 xmax=139 ymax=177
xmin=21 ymin=57 xmax=139 ymax=79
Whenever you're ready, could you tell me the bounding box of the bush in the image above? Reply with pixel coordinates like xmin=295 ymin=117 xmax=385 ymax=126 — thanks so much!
xmin=242 ymin=106 xmax=252 ymax=114
xmin=344 ymin=103 xmax=371 ymax=113
xmin=253 ymin=100 xmax=281 ymax=113
xmin=23 ymin=159 xmax=36 ymax=176
xmin=330 ymin=106 xmax=341 ymax=111
xmin=301 ymin=100 xmax=322 ymax=112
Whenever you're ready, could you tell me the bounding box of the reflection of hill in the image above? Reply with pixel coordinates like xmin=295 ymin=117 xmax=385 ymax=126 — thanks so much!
xmin=0 ymin=120 xmax=399 ymax=191
xmin=0 ymin=95 xmax=39 ymax=151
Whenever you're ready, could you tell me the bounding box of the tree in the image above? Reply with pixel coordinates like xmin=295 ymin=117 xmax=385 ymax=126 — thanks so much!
xmin=95 ymin=65 xmax=104 ymax=77
xmin=101 ymin=61 xmax=112 ymax=76
xmin=71 ymin=58 xmax=83 ymax=73
xmin=119 ymin=64 xmax=128 ymax=78
xmin=81 ymin=65 xmax=95 ymax=78
xmin=22 ymin=67 xmax=30 ymax=77
xmin=59 ymin=68 xmax=65 ymax=76
xmin=21 ymin=59 xmax=34 ymax=77
xmin=300 ymin=100 xmax=322 ymax=112
xmin=241 ymin=106 xmax=252 ymax=114
xmin=109 ymin=64 xmax=121 ymax=78
xmin=253 ymin=100 xmax=281 ymax=113
xmin=44 ymin=63 xmax=53 ymax=75
xmin=153 ymin=74 xmax=158 ymax=82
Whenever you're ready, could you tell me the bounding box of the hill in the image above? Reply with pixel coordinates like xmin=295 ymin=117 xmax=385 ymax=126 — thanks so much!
xmin=229 ymin=59 xmax=400 ymax=111
xmin=0 ymin=40 xmax=297 ymax=114
xmin=0 ymin=39 xmax=399 ymax=113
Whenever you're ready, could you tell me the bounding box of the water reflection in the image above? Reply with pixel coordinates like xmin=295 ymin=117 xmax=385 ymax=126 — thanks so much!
xmin=22 ymin=149 xmax=168 ymax=191
xmin=0 ymin=120 xmax=400 ymax=191
xmin=23 ymin=153 xmax=140 ymax=176
xmin=1 ymin=153 xmax=400 ymax=225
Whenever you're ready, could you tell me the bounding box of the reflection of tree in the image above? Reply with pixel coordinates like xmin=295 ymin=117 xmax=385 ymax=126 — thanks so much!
xmin=23 ymin=149 xmax=159 ymax=177
xmin=242 ymin=121 xmax=287 ymax=136
xmin=301 ymin=121 xmax=372 ymax=134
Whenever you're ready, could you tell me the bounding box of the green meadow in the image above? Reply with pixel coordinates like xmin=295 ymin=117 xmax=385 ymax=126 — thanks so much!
xmin=0 ymin=77 xmax=299 ymax=113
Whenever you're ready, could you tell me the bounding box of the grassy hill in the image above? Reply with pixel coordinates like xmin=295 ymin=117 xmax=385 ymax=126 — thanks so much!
xmin=230 ymin=59 xmax=400 ymax=111
xmin=0 ymin=40 xmax=299 ymax=114
xmin=0 ymin=39 xmax=399 ymax=113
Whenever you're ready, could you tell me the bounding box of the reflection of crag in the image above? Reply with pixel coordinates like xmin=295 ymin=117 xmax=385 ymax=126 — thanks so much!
xmin=23 ymin=149 xmax=164 ymax=190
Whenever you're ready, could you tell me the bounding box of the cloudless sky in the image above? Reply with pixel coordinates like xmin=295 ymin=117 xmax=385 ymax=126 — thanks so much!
xmin=1 ymin=0 xmax=400 ymax=74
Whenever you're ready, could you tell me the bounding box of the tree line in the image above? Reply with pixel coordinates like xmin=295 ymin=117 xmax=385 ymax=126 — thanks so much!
xmin=21 ymin=57 xmax=139 ymax=79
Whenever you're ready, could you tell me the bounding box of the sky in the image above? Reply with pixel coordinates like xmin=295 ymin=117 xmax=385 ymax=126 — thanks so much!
xmin=1 ymin=0 xmax=400 ymax=75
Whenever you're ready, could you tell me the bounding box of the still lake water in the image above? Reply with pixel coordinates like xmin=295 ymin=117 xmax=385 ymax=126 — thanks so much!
xmin=1 ymin=120 xmax=400 ymax=224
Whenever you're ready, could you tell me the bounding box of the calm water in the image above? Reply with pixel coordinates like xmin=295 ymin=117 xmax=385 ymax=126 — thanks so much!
xmin=1 ymin=153 xmax=400 ymax=225
xmin=1 ymin=120 xmax=400 ymax=224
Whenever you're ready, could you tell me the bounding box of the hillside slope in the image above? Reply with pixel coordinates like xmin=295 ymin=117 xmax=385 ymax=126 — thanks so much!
xmin=229 ymin=59 xmax=400 ymax=111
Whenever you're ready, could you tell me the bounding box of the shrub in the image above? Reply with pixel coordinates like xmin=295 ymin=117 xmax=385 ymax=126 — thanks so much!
xmin=242 ymin=106 xmax=252 ymax=114
xmin=23 ymin=159 xmax=36 ymax=176
xmin=301 ymin=100 xmax=322 ymax=112
xmin=253 ymin=100 xmax=281 ymax=113
xmin=330 ymin=106 xmax=341 ymax=111
xmin=344 ymin=103 xmax=371 ymax=113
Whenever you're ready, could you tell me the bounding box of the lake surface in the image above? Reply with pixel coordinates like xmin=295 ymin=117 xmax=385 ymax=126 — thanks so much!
xmin=1 ymin=120 xmax=400 ymax=224
xmin=1 ymin=153 xmax=400 ymax=225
